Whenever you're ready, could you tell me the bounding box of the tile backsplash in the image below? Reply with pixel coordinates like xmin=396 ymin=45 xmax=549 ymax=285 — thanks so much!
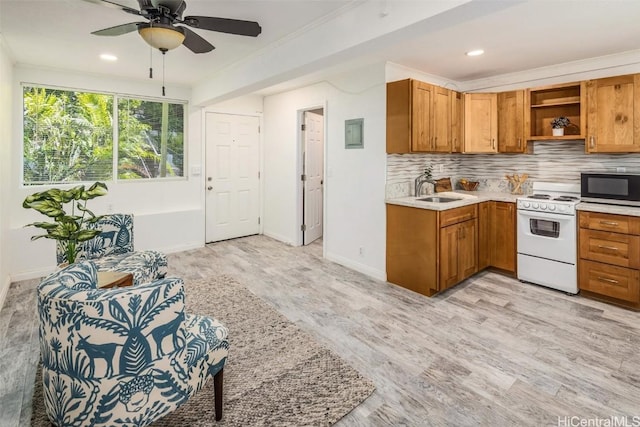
xmin=386 ymin=140 xmax=640 ymax=197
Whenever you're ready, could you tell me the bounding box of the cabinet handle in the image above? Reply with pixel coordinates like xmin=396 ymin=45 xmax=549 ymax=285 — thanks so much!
xmin=589 ymin=136 xmax=596 ymax=149
xmin=492 ymin=138 xmax=496 ymax=149
xmin=597 ymin=245 xmax=619 ymax=251
xmin=517 ymin=138 xmax=521 ymax=148
xmin=599 ymin=221 xmax=619 ymax=226
xmin=597 ymin=276 xmax=619 ymax=284
xmin=431 ymin=136 xmax=434 ymax=149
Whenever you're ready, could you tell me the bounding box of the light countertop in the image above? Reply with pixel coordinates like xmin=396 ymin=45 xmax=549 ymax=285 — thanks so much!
xmin=576 ymin=202 xmax=640 ymax=217
xmin=385 ymin=191 xmax=519 ymax=211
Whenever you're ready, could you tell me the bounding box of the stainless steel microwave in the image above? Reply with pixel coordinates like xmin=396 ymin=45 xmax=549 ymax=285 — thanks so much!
xmin=581 ymin=172 xmax=640 ymax=206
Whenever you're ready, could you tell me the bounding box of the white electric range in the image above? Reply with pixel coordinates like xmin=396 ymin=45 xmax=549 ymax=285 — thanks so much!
xmin=516 ymin=182 xmax=581 ymax=294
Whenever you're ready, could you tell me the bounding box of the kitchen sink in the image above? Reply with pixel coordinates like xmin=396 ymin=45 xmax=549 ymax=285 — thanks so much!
xmin=417 ymin=196 xmax=462 ymax=203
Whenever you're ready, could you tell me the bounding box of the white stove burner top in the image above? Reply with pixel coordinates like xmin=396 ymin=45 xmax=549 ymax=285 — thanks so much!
xmin=517 ymin=182 xmax=581 ymax=215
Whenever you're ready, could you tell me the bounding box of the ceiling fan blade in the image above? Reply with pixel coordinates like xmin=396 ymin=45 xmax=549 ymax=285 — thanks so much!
xmin=179 ymin=26 xmax=215 ymax=54
xmin=92 ymin=22 xmax=142 ymax=36
xmin=80 ymin=0 xmax=141 ymax=16
xmin=183 ymin=16 xmax=261 ymax=37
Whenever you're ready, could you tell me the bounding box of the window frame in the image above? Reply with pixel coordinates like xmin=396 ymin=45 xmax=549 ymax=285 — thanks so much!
xmin=20 ymin=82 xmax=188 ymax=187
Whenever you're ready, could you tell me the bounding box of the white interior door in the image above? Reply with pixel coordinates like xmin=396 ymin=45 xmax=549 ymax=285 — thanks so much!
xmin=303 ymin=111 xmax=324 ymax=245
xmin=205 ymin=113 xmax=260 ymax=243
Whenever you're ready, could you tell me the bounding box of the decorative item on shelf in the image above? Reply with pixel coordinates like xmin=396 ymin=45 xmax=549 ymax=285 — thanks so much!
xmin=435 ymin=177 xmax=452 ymax=193
xmin=550 ymin=116 xmax=571 ymax=136
xmin=505 ymin=174 xmax=529 ymax=195
xmin=23 ymin=182 xmax=108 ymax=264
xmin=458 ymin=178 xmax=479 ymax=191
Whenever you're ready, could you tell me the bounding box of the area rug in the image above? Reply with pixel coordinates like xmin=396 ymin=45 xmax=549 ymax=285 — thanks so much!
xmin=31 ymin=275 xmax=375 ymax=426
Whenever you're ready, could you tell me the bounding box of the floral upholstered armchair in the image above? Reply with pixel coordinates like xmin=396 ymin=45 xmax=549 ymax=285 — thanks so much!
xmin=37 ymin=261 xmax=229 ymax=426
xmin=57 ymin=214 xmax=168 ymax=286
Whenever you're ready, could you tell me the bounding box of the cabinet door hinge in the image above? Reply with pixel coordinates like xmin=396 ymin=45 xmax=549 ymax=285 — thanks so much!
xmin=301 ymin=224 xmax=307 ymax=231
xmin=258 ymin=217 xmax=261 ymax=225
xmin=301 ymin=174 xmax=307 ymax=181
xmin=301 ymin=124 xmax=306 ymax=131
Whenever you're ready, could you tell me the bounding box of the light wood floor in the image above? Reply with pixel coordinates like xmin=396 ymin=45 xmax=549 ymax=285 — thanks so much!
xmin=2 ymin=235 xmax=640 ymax=426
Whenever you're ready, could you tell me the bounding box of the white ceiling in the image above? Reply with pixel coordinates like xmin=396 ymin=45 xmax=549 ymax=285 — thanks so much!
xmin=2 ymin=0 xmax=640 ymax=95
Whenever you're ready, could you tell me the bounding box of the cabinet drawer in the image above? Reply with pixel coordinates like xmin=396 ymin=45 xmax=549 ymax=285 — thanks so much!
xmin=579 ymin=228 xmax=640 ymax=268
xmin=579 ymin=260 xmax=640 ymax=303
xmin=440 ymin=205 xmax=477 ymax=227
xmin=579 ymin=211 xmax=640 ymax=235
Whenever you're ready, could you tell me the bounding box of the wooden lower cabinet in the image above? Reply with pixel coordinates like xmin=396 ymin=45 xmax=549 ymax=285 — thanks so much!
xmin=478 ymin=201 xmax=516 ymax=274
xmin=440 ymin=219 xmax=477 ymax=291
xmin=578 ymin=211 xmax=640 ymax=309
xmin=490 ymin=201 xmax=516 ymax=273
xmin=386 ymin=203 xmax=477 ymax=297
xmin=386 ymin=204 xmax=438 ymax=296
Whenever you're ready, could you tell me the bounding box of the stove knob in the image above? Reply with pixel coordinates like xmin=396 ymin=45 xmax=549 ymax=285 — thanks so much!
xmin=523 ymin=202 xmax=531 ymax=208
xmin=532 ymin=203 xmax=539 ymax=209
xmin=558 ymin=205 xmax=566 ymax=213
xmin=540 ymin=203 xmax=547 ymax=210
xmin=548 ymin=204 xmax=556 ymax=211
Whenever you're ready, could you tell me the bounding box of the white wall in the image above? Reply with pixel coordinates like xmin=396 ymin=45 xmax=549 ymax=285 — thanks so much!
xmin=262 ymin=63 xmax=387 ymax=280
xmin=9 ymin=66 xmax=205 ymax=281
xmin=0 ymin=37 xmax=14 ymax=308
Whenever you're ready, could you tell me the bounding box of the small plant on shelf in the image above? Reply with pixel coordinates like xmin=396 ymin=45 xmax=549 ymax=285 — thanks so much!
xmin=550 ymin=116 xmax=571 ymax=129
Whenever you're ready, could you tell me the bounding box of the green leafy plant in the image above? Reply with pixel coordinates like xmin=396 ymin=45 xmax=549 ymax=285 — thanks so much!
xmin=550 ymin=116 xmax=571 ymax=129
xmin=23 ymin=182 xmax=108 ymax=264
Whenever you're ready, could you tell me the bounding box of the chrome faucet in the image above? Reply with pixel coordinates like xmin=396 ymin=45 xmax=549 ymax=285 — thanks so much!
xmin=415 ymin=174 xmax=436 ymax=197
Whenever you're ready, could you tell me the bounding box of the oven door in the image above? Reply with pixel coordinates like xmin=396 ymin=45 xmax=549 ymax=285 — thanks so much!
xmin=517 ymin=209 xmax=576 ymax=264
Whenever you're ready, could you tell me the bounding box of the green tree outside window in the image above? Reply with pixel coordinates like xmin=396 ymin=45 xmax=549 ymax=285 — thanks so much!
xmin=22 ymin=86 xmax=185 ymax=185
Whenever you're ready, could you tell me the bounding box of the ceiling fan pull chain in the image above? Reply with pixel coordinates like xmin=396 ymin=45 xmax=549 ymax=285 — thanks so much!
xmin=149 ymin=46 xmax=153 ymax=79
xmin=162 ymin=51 xmax=166 ymax=97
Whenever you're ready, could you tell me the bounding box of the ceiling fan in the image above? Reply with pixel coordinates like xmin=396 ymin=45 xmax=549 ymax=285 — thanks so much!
xmin=81 ymin=0 xmax=262 ymax=54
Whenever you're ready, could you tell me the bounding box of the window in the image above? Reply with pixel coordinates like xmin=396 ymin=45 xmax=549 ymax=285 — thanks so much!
xmin=22 ymin=85 xmax=186 ymax=185
xmin=118 ymin=98 xmax=184 ymax=179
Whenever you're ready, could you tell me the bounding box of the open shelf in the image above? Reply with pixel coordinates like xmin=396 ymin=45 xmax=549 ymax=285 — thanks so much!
xmin=527 ymin=82 xmax=585 ymax=140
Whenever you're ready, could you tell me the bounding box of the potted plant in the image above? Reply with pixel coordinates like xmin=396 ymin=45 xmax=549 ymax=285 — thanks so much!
xmin=550 ymin=116 xmax=571 ymax=136
xmin=23 ymin=182 xmax=108 ymax=264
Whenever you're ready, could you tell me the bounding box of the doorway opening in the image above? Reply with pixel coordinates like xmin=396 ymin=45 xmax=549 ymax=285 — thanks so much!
xmin=298 ymin=107 xmax=325 ymax=246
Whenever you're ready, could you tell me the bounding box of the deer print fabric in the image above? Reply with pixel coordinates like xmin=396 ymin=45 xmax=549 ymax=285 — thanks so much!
xmin=38 ymin=261 xmax=229 ymax=426
xmin=57 ymin=214 xmax=168 ymax=286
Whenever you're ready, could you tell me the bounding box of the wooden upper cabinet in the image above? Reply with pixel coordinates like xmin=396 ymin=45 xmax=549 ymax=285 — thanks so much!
xmin=432 ymin=85 xmax=451 ymax=152
xmin=464 ymin=93 xmax=498 ymax=153
xmin=386 ymin=78 xmax=458 ymax=153
xmin=386 ymin=79 xmax=413 ymax=153
xmin=525 ymin=82 xmax=586 ymax=141
xmin=586 ymin=74 xmax=640 ymax=153
xmin=411 ymin=80 xmax=433 ymax=152
xmin=451 ymin=90 xmax=463 ymax=153
xmin=497 ymin=90 xmax=526 ymax=153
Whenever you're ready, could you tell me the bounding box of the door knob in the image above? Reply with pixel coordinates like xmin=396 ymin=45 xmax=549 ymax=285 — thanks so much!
xmin=207 ymin=186 xmax=213 ymax=191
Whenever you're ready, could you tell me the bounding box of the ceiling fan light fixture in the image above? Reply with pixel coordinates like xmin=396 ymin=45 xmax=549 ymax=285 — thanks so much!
xmin=138 ymin=25 xmax=185 ymax=51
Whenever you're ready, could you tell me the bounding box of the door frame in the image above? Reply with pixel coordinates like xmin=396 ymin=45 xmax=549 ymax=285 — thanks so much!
xmin=296 ymin=103 xmax=328 ymax=249
xmin=202 ymin=109 xmax=264 ymax=244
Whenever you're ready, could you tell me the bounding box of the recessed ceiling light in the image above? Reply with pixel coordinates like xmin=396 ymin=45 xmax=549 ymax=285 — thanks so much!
xmin=466 ymin=49 xmax=485 ymax=57
xmin=100 ymin=53 xmax=118 ymax=61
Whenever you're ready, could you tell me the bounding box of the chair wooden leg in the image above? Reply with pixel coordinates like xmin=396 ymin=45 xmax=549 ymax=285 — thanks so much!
xmin=214 ymin=368 xmax=224 ymax=421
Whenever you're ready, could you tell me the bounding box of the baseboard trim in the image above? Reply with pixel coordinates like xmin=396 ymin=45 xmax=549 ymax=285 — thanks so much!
xmin=11 ymin=266 xmax=56 ymax=283
xmin=262 ymin=231 xmax=295 ymax=246
xmin=324 ymin=251 xmax=386 ymax=281
xmin=157 ymin=241 xmax=204 ymax=254
xmin=0 ymin=275 xmax=10 ymax=312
